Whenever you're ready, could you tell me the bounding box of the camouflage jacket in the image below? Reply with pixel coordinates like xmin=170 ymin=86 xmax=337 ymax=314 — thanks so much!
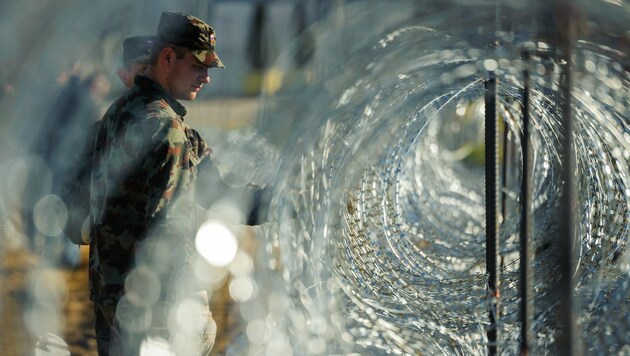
xmin=89 ymin=75 xmax=210 ymax=303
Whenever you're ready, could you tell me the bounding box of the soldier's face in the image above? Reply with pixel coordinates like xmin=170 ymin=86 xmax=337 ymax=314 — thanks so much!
xmin=167 ymin=51 xmax=210 ymax=101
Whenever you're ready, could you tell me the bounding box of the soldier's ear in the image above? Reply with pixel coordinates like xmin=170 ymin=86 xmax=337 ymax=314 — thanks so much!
xmin=162 ymin=47 xmax=175 ymax=65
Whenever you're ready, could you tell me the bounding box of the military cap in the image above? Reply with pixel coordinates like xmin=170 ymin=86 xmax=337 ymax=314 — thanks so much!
xmin=122 ymin=35 xmax=154 ymax=66
xmin=156 ymin=11 xmax=225 ymax=68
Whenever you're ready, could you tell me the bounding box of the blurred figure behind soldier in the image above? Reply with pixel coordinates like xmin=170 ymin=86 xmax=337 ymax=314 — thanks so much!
xmin=19 ymin=63 xmax=110 ymax=266
xmin=118 ymin=35 xmax=154 ymax=88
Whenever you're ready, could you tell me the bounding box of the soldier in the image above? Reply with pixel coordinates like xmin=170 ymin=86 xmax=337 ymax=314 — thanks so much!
xmin=117 ymin=35 xmax=155 ymax=88
xmin=88 ymin=11 xmax=233 ymax=355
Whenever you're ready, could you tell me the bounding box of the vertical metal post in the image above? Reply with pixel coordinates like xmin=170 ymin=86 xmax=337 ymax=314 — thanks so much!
xmin=520 ymin=51 xmax=533 ymax=355
xmin=485 ymin=73 xmax=500 ymax=356
xmin=500 ymin=128 xmax=511 ymax=221
xmin=556 ymin=1 xmax=580 ymax=355
xmin=500 ymin=109 xmax=511 ymax=277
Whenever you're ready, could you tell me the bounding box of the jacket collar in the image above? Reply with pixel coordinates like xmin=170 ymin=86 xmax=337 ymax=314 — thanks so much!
xmin=134 ymin=75 xmax=187 ymax=117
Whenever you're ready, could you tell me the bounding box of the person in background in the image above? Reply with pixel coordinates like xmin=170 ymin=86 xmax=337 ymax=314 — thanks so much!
xmin=62 ymin=35 xmax=155 ymax=246
xmin=87 ymin=11 xmax=240 ymax=355
xmin=20 ymin=63 xmax=110 ymax=266
xmin=117 ymin=35 xmax=155 ymax=88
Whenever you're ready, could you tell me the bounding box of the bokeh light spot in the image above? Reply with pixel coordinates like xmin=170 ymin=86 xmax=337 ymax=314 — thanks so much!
xmin=139 ymin=336 xmax=174 ymax=356
xmin=229 ymin=276 xmax=256 ymax=302
xmin=195 ymin=220 xmax=238 ymax=267
xmin=124 ymin=266 xmax=161 ymax=308
xmin=228 ymin=250 xmax=254 ymax=277
xmin=33 ymin=194 xmax=67 ymax=237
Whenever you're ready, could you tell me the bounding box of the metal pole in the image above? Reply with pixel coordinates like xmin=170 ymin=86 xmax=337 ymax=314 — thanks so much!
xmin=519 ymin=51 xmax=533 ymax=355
xmin=500 ymin=104 xmax=511 ymax=278
xmin=556 ymin=1 xmax=580 ymax=354
xmin=500 ymin=136 xmax=510 ymax=221
xmin=485 ymin=73 xmax=500 ymax=356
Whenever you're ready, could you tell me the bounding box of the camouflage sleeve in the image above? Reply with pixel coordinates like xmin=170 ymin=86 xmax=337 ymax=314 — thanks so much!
xmin=141 ymin=118 xmax=189 ymax=221
xmin=188 ymin=127 xmax=212 ymax=163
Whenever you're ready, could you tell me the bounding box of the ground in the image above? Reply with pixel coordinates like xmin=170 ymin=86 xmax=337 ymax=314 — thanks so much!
xmin=0 ymin=245 xmax=240 ymax=356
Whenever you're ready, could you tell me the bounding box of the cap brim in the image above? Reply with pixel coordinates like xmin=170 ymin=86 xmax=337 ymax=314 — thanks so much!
xmin=191 ymin=50 xmax=225 ymax=68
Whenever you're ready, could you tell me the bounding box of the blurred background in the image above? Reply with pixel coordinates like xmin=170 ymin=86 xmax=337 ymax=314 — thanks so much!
xmin=1 ymin=0 xmax=629 ymax=355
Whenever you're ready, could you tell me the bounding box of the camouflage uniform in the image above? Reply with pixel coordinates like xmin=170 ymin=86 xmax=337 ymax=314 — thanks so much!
xmin=88 ymin=12 xmax=235 ymax=355
xmin=90 ymin=74 xmax=213 ymax=353
xmin=89 ymin=74 xmax=209 ymax=303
